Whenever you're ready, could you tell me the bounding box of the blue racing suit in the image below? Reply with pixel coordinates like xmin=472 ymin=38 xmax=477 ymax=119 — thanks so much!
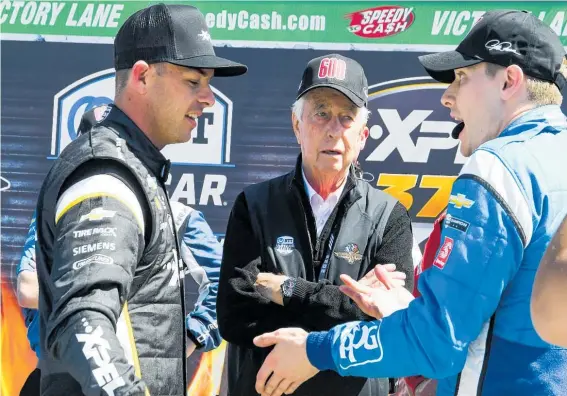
xmin=17 ymin=202 xmax=222 ymax=357
xmin=16 ymin=210 xmax=40 ymax=359
xmin=171 ymin=201 xmax=222 ymax=352
xmin=306 ymin=105 xmax=567 ymax=395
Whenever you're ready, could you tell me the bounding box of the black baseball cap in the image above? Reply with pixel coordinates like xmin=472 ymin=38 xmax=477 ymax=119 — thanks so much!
xmin=296 ymin=54 xmax=368 ymax=107
xmin=418 ymin=10 xmax=566 ymax=90
xmin=114 ymin=3 xmax=247 ymax=77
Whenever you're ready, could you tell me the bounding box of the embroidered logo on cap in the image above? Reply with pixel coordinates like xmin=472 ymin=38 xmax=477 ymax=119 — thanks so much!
xmin=318 ymin=57 xmax=347 ymax=80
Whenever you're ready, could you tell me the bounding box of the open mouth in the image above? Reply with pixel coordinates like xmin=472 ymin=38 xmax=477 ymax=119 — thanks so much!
xmin=321 ymin=150 xmax=342 ymax=155
xmin=451 ymin=122 xmax=465 ymax=139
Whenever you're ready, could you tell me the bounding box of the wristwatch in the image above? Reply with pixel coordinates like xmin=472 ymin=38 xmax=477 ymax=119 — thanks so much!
xmin=281 ymin=277 xmax=296 ymax=305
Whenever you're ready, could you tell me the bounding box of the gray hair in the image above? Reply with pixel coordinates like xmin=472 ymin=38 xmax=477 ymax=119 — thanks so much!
xmin=291 ymin=95 xmax=370 ymax=124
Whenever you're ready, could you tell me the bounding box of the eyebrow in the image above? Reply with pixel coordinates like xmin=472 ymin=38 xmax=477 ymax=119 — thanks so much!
xmin=191 ymin=68 xmax=207 ymax=76
xmin=183 ymin=67 xmax=209 ymax=78
xmin=312 ymin=102 xmax=357 ymax=114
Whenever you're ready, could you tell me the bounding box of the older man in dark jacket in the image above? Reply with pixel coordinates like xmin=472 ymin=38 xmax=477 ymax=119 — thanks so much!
xmin=217 ymin=54 xmax=417 ymax=396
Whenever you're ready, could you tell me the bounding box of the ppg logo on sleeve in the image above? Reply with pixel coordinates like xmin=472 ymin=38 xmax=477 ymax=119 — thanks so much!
xmin=51 ymin=68 xmax=234 ymax=166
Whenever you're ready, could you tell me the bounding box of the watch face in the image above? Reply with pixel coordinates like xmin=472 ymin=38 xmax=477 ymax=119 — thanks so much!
xmin=283 ymin=279 xmax=295 ymax=297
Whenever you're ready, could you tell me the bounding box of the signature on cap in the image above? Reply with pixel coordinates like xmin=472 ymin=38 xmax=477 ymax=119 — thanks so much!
xmin=485 ymin=39 xmax=520 ymax=55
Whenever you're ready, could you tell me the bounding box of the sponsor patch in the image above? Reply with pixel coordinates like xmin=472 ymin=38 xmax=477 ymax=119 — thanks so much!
xmin=449 ymin=193 xmax=474 ymax=209
xmin=334 ymin=243 xmax=363 ymax=264
xmin=92 ymin=104 xmax=112 ymax=123
xmin=275 ymin=236 xmax=294 ymax=256
xmin=73 ymin=242 xmax=116 ymax=256
xmin=434 ymin=236 xmax=454 ymax=269
xmin=72 ymin=254 xmax=114 ymax=270
xmin=444 ymin=214 xmax=470 ymax=233
xmin=79 ymin=207 xmax=116 ymax=223
xmin=339 ymin=322 xmax=383 ymax=370
xmin=76 ymin=319 xmax=125 ymax=393
xmin=73 ymin=227 xmax=117 ymax=238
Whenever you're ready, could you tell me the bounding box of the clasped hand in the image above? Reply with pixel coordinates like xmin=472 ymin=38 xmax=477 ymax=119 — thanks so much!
xmin=252 ymin=264 xmax=414 ymax=396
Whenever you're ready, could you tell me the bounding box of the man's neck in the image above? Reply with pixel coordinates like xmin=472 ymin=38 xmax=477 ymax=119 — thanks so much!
xmin=302 ymin=165 xmax=348 ymax=200
xmin=114 ymin=96 xmax=164 ymax=150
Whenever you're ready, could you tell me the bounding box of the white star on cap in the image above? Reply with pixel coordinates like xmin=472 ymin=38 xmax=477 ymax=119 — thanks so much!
xmin=198 ymin=30 xmax=211 ymax=42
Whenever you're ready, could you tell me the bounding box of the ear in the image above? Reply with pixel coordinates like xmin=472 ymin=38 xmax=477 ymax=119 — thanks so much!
xmin=291 ymin=112 xmax=301 ymax=144
xmin=501 ymin=64 xmax=525 ymax=101
xmin=359 ymin=126 xmax=369 ymax=150
xmin=129 ymin=61 xmax=151 ymax=94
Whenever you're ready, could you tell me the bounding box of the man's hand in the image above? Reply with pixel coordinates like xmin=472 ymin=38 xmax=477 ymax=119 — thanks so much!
xmin=359 ymin=263 xmax=406 ymax=289
xmin=340 ymin=265 xmax=414 ymax=319
xmin=255 ymin=273 xmax=288 ymax=306
xmin=253 ymin=328 xmax=319 ymax=396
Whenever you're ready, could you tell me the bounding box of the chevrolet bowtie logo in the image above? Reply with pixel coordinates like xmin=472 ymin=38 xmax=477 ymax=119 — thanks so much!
xmin=79 ymin=208 xmax=116 ymax=223
xmin=449 ymin=194 xmax=474 ymax=209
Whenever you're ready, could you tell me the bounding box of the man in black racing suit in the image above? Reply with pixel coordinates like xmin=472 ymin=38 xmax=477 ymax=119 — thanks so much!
xmin=34 ymin=4 xmax=247 ymax=395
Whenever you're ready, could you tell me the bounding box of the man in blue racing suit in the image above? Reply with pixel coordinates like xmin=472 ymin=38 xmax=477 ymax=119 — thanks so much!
xmin=250 ymin=10 xmax=567 ymax=396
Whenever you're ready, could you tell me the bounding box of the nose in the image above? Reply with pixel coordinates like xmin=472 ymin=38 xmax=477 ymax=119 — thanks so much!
xmin=440 ymin=81 xmax=456 ymax=109
xmin=326 ymin=116 xmax=343 ymax=138
xmin=198 ymin=83 xmax=216 ymax=108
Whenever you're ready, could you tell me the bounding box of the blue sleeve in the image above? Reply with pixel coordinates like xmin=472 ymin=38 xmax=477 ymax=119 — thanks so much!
xmin=17 ymin=210 xmax=38 ymax=275
xmin=306 ymin=149 xmax=532 ymax=379
xmin=179 ymin=208 xmax=223 ymax=352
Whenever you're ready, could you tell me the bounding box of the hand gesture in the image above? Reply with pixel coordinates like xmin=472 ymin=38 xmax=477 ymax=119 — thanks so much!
xmin=340 ymin=265 xmax=414 ymax=319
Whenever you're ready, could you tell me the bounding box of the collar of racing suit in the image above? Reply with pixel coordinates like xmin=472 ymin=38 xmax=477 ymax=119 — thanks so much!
xmin=97 ymin=104 xmax=172 ymax=183
xmin=499 ymin=105 xmax=567 ymax=138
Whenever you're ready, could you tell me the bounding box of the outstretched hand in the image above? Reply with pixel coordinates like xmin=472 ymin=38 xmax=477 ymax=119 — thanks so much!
xmin=253 ymin=328 xmax=319 ymax=396
xmin=340 ymin=264 xmax=414 ymax=319
xmin=358 ymin=263 xmax=407 ymax=289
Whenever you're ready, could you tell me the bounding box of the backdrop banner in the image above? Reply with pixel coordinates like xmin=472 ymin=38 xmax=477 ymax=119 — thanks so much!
xmin=3 ymin=2 xmax=567 ymax=395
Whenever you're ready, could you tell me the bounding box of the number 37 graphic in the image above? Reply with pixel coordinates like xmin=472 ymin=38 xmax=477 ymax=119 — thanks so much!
xmin=377 ymin=173 xmax=457 ymax=218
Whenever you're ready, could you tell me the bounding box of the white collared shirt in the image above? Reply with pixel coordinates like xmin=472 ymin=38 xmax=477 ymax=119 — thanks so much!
xmin=302 ymin=170 xmax=347 ymax=237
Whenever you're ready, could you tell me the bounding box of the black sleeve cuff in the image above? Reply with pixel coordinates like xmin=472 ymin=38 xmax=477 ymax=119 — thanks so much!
xmin=187 ymin=329 xmax=204 ymax=349
xmin=285 ymin=277 xmax=314 ymax=310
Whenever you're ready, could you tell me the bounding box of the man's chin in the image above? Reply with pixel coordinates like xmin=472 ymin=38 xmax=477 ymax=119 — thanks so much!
xmin=177 ymin=129 xmax=195 ymax=144
xmin=459 ymin=144 xmax=473 ymax=158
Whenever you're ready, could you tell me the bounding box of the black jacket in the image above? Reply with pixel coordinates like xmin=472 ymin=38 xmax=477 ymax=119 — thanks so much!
xmin=35 ymin=105 xmax=187 ymax=396
xmin=218 ymin=156 xmax=415 ymax=396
